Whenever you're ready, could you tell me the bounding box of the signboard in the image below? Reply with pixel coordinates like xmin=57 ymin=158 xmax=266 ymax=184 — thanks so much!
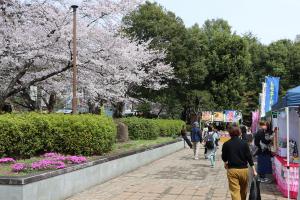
xmin=251 ymin=110 xmax=260 ymax=133
xmin=265 ymin=76 xmax=280 ymax=113
xmin=201 ymin=111 xmax=212 ymax=121
xmin=224 ymin=110 xmax=235 ymax=122
xmin=213 ymin=112 xmax=224 ymax=122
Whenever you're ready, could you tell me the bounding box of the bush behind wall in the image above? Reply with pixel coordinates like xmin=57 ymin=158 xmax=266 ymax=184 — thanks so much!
xmin=122 ymin=117 xmax=185 ymax=140
xmin=0 ymin=113 xmax=116 ymax=158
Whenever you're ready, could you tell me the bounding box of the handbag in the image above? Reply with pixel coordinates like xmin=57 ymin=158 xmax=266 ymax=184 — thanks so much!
xmin=249 ymin=176 xmax=261 ymax=200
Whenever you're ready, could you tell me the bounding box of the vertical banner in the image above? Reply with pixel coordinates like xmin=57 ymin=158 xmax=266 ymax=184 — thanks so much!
xmin=260 ymin=82 xmax=266 ymax=118
xmin=264 ymin=76 xmax=280 ymax=113
xmin=201 ymin=111 xmax=213 ymax=121
xmin=251 ymin=110 xmax=260 ymax=133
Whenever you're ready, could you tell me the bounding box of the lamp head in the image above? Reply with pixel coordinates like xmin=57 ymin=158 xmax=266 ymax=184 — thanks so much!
xmin=71 ymin=5 xmax=78 ymax=9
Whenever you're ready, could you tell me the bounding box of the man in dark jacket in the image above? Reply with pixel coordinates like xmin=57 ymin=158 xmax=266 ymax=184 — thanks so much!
xmin=191 ymin=122 xmax=202 ymax=160
xmin=254 ymin=121 xmax=272 ymax=183
xmin=222 ymin=126 xmax=257 ymax=200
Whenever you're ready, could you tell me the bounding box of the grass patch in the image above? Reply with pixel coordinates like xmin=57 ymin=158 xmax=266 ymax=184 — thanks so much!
xmin=111 ymin=137 xmax=176 ymax=154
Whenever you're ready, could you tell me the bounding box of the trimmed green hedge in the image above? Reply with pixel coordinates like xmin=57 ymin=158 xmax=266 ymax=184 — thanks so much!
xmin=0 ymin=113 xmax=116 ymax=158
xmin=154 ymin=119 xmax=185 ymax=137
xmin=121 ymin=117 xmax=185 ymax=140
xmin=121 ymin=117 xmax=159 ymax=140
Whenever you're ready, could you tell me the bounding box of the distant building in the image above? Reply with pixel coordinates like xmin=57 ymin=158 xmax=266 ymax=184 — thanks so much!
xmin=295 ymin=35 xmax=300 ymax=43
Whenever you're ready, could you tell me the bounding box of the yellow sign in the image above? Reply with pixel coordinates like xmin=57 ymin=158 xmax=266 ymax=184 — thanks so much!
xmin=213 ymin=112 xmax=224 ymax=122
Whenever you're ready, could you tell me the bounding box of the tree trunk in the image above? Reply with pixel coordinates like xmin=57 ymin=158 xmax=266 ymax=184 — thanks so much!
xmin=181 ymin=106 xmax=188 ymax=123
xmin=0 ymin=98 xmax=12 ymax=113
xmin=116 ymin=121 xmax=128 ymax=142
xmin=87 ymin=100 xmax=101 ymax=114
xmin=47 ymin=92 xmax=56 ymax=113
xmin=21 ymin=90 xmax=38 ymax=111
xmin=113 ymin=102 xmax=125 ymax=118
xmin=0 ymin=98 xmax=5 ymax=113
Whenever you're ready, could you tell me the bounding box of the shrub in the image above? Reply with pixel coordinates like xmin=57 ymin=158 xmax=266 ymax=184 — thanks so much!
xmin=121 ymin=117 xmax=185 ymax=139
xmin=154 ymin=119 xmax=185 ymax=137
xmin=121 ymin=117 xmax=159 ymax=140
xmin=0 ymin=113 xmax=116 ymax=158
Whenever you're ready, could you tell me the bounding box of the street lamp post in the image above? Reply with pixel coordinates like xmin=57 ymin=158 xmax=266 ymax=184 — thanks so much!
xmin=71 ymin=5 xmax=78 ymax=114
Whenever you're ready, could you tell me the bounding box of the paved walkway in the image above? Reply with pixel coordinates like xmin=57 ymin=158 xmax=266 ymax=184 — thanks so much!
xmin=67 ymin=147 xmax=286 ymax=200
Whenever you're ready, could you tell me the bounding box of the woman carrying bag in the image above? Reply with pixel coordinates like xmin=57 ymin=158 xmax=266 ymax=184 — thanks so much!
xmin=222 ymin=126 xmax=258 ymax=200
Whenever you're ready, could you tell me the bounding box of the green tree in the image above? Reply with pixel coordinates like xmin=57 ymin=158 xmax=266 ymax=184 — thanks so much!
xmin=201 ymin=19 xmax=252 ymax=112
xmin=123 ymin=2 xmax=300 ymax=124
xmin=123 ymin=2 xmax=209 ymax=121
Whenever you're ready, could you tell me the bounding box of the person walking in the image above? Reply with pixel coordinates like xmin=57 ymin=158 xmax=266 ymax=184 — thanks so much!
xmin=204 ymin=126 xmax=219 ymax=167
xmin=213 ymin=126 xmax=220 ymax=147
xmin=240 ymin=125 xmax=248 ymax=142
xmin=191 ymin=122 xmax=202 ymax=160
xmin=203 ymin=125 xmax=209 ymax=158
xmin=222 ymin=126 xmax=257 ymax=200
xmin=254 ymin=121 xmax=273 ymax=183
xmin=181 ymin=125 xmax=192 ymax=149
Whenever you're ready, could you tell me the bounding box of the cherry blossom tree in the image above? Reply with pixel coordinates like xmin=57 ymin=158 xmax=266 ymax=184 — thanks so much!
xmin=0 ymin=0 xmax=173 ymax=112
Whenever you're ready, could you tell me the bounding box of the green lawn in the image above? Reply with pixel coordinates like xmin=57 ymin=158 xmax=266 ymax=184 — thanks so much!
xmin=111 ymin=137 xmax=177 ymax=154
xmin=0 ymin=137 xmax=177 ymax=177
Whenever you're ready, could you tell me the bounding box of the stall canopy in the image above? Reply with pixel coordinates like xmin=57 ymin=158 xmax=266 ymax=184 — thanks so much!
xmin=272 ymin=86 xmax=300 ymax=110
xmin=271 ymin=85 xmax=300 ymax=199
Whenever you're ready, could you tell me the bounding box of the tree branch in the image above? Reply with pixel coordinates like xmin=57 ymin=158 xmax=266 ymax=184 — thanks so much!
xmin=7 ymin=61 xmax=72 ymax=98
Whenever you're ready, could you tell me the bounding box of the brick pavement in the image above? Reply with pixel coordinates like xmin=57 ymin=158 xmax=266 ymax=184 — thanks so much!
xmin=67 ymin=147 xmax=286 ymax=200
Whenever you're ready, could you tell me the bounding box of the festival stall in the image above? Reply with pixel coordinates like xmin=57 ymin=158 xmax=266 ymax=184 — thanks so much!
xmin=271 ymin=86 xmax=300 ymax=199
xmin=200 ymin=110 xmax=242 ymax=142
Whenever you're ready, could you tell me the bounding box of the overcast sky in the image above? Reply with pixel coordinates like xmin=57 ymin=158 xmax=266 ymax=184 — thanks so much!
xmin=152 ymin=0 xmax=300 ymax=44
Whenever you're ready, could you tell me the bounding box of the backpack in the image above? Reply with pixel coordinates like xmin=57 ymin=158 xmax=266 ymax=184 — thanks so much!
xmin=206 ymin=132 xmax=215 ymax=149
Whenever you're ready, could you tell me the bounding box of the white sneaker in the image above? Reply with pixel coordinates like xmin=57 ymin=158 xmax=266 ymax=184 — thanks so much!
xmin=194 ymin=157 xmax=199 ymax=160
xmin=259 ymin=178 xmax=270 ymax=183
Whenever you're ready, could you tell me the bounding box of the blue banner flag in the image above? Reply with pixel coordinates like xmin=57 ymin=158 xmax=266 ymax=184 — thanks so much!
xmin=264 ymin=76 xmax=280 ymax=113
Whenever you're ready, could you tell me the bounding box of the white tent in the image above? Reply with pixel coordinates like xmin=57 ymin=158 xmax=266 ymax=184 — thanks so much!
xmin=272 ymin=86 xmax=300 ymax=199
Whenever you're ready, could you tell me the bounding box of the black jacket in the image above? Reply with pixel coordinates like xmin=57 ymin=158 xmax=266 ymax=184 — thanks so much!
xmin=254 ymin=129 xmax=272 ymax=155
xmin=222 ymin=136 xmax=254 ymax=169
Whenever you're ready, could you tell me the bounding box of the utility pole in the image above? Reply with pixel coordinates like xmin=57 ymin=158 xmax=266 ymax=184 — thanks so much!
xmin=71 ymin=5 xmax=78 ymax=114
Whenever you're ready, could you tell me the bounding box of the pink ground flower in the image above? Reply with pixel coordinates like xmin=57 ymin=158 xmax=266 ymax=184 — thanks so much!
xmin=43 ymin=153 xmax=66 ymax=162
xmin=0 ymin=157 xmax=16 ymax=164
xmin=31 ymin=160 xmax=65 ymax=170
xmin=12 ymin=163 xmax=26 ymax=172
xmin=66 ymin=156 xmax=87 ymax=164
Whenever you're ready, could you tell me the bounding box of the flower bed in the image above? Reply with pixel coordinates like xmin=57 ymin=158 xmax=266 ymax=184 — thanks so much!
xmin=0 ymin=137 xmax=177 ymax=176
xmin=0 ymin=153 xmax=87 ymax=175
